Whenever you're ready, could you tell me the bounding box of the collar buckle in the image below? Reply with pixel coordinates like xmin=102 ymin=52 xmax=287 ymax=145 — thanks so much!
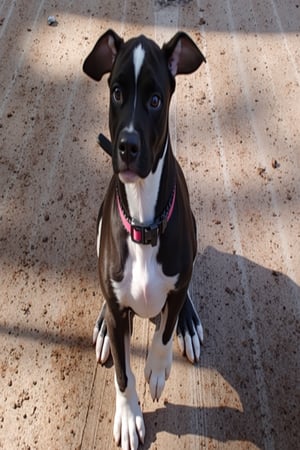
xmin=131 ymin=222 xmax=159 ymax=246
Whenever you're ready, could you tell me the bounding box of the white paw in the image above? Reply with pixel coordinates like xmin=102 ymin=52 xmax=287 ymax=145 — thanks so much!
xmin=114 ymin=387 xmax=145 ymax=450
xmin=144 ymin=342 xmax=172 ymax=401
xmin=177 ymin=294 xmax=204 ymax=363
xmin=177 ymin=320 xmax=203 ymax=363
xmin=93 ymin=305 xmax=111 ymax=364
xmin=95 ymin=332 xmax=110 ymax=364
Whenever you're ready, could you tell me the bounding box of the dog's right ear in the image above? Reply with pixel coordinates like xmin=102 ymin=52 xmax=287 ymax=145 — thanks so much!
xmin=83 ymin=29 xmax=124 ymax=81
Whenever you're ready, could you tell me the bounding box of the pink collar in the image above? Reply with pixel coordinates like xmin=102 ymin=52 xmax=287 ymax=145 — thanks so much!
xmin=116 ymin=183 xmax=176 ymax=246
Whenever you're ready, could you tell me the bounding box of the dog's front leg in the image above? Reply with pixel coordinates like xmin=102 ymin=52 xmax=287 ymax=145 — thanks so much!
xmin=144 ymin=289 xmax=187 ymax=402
xmin=106 ymin=307 xmax=145 ymax=450
xmin=144 ymin=303 xmax=173 ymax=402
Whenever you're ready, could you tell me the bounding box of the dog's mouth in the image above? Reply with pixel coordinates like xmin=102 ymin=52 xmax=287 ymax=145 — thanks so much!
xmin=116 ymin=153 xmax=146 ymax=184
xmin=118 ymin=169 xmax=140 ymax=184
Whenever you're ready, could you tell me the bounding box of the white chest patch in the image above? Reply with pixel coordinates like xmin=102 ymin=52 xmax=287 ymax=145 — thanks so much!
xmin=112 ymin=238 xmax=178 ymax=319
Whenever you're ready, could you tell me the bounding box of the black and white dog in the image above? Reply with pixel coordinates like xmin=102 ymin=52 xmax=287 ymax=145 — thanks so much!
xmin=83 ymin=29 xmax=206 ymax=449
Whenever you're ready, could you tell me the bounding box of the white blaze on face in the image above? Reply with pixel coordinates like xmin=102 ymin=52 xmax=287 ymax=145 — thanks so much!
xmin=133 ymin=44 xmax=145 ymax=84
xmin=131 ymin=44 xmax=146 ymax=118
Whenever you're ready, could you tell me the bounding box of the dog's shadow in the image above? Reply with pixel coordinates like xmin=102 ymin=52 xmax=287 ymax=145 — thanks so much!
xmin=141 ymin=246 xmax=299 ymax=449
xmin=142 ymin=403 xmax=251 ymax=448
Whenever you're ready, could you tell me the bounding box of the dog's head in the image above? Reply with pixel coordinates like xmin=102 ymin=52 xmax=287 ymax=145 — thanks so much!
xmin=83 ymin=30 xmax=205 ymax=184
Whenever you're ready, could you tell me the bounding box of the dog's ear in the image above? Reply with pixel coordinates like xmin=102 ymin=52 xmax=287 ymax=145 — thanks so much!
xmin=83 ymin=29 xmax=124 ymax=81
xmin=163 ymin=32 xmax=206 ymax=77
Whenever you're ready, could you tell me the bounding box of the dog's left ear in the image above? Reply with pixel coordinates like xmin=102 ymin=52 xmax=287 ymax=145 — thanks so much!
xmin=163 ymin=32 xmax=206 ymax=77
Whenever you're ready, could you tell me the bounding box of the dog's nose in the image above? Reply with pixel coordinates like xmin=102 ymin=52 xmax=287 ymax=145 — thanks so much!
xmin=118 ymin=130 xmax=140 ymax=164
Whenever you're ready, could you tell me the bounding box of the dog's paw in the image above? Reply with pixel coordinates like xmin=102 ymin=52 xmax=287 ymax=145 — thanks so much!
xmin=93 ymin=303 xmax=111 ymax=364
xmin=114 ymin=388 xmax=145 ymax=450
xmin=176 ymin=293 xmax=204 ymax=363
xmin=144 ymin=339 xmax=172 ymax=402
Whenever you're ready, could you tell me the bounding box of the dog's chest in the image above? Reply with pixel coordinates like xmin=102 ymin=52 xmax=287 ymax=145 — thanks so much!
xmin=112 ymin=238 xmax=178 ymax=318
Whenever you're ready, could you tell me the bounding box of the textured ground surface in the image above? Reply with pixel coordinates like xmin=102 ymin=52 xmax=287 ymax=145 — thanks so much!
xmin=0 ymin=1 xmax=299 ymax=449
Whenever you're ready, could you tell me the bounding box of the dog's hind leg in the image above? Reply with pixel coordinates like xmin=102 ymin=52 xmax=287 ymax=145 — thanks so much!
xmin=93 ymin=303 xmax=135 ymax=365
xmin=176 ymin=291 xmax=204 ymax=363
xmin=93 ymin=302 xmax=111 ymax=364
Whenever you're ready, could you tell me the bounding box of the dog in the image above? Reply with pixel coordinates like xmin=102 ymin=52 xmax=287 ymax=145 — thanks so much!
xmin=83 ymin=29 xmax=206 ymax=449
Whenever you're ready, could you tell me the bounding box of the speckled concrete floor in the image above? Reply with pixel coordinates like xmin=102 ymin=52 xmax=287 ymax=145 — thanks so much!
xmin=0 ymin=1 xmax=299 ymax=449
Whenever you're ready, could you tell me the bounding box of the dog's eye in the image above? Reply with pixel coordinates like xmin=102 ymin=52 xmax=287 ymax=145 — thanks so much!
xmin=112 ymin=87 xmax=123 ymax=104
xmin=149 ymin=94 xmax=161 ymax=110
